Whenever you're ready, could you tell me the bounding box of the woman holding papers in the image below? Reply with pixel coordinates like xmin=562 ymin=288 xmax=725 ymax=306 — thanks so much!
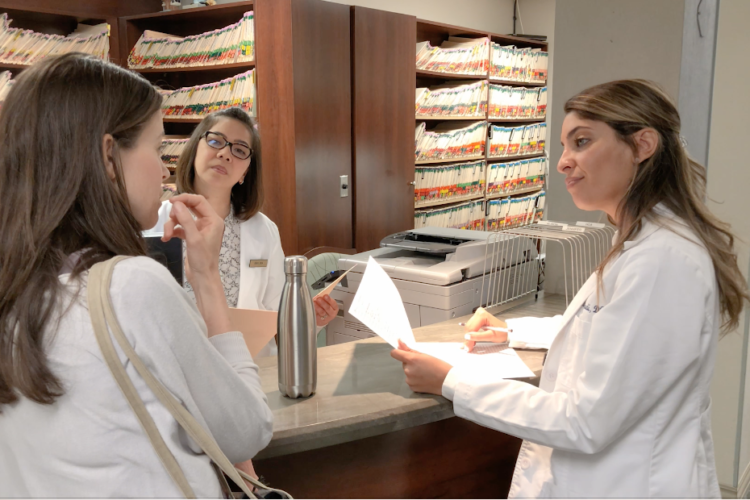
xmin=0 ymin=54 xmax=273 ymax=497
xmin=148 ymin=107 xmax=339 ymax=358
xmin=392 ymin=79 xmax=749 ymax=498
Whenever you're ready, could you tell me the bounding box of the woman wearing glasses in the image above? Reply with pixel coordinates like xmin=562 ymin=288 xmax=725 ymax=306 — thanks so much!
xmin=149 ymin=108 xmax=339 ymax=358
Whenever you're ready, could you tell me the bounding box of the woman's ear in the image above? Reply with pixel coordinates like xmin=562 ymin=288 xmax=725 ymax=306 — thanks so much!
xmin=633 ymin=128 xmax=659 ymax=163
xmin=101 ymin=133 xmax=117 ymax=181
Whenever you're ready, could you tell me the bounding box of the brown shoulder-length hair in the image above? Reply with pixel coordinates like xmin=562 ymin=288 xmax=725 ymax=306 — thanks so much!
xmin=175 ymin=107 xmax=263 ymax=221
xmin=565 ymin=79 xmax=749 ymax=334
xmin=0 ymin=53 xmax=162 ymax=410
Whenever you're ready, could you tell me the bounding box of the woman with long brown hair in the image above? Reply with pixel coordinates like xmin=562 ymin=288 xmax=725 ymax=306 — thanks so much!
xmin=0 ymin=54 xmax=273 ymax=497
xmin=146 ymin=107 xmax=339 ymax=358
xmin=392 ymin=79 xmax=748 ymax=498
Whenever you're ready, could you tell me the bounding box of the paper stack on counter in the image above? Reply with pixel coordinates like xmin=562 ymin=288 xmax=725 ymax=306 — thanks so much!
xmin=348 ymin=256 xmax=535 ymax=379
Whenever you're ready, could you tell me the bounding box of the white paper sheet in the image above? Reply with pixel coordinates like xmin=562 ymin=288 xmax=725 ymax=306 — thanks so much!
xmin=416 ymin=342 xmax=535 ymax=379
xmin=348 ymin=256 xmax=417 ymax=349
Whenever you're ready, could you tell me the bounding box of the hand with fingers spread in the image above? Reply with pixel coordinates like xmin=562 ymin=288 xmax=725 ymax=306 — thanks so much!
xmin=463 ymin=307 xmax=510 ymax=352
xmin=161 ymin=193 xmax=231 ymax=337
xmin=390 ymin=340 xmax=452 ymax=395
xmin=313 ymin=294 xmax=339 ymax=327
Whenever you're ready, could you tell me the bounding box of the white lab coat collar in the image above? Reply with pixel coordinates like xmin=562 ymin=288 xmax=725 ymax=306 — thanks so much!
xmin=553 ymin=203 xmax=674 ymax=342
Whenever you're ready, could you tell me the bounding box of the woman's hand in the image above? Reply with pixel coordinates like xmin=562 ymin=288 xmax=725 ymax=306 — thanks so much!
xmin=162 ymin=193 xmax=224 ymax=282
xmin=162 ymin=193 xmax=231 ymax=337
xmin=463 ymin=307 xmax=509 ymax=352
xmin=313 ymin=294 xmax=339 ymax=327
xmin=390 ymin=340 xmax=452 ymax=395
xmin=234 ymin=459 xmax=259 ymax=493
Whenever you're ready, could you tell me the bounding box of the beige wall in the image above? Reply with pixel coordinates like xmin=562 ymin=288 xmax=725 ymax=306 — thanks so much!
xmin=533 ymin=0 xmax=684 ymax=293
xmin=323 ymin=0 xmax=515 ymax=34
xmin=706 ymin=0 xmax=750 ymax=492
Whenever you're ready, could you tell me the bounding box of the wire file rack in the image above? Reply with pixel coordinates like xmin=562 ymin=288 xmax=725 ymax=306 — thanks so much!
xmin=480 ymin=221 xmax=615 ymax=309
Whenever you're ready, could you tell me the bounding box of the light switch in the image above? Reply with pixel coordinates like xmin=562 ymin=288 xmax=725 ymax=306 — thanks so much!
xmin=340 ymin=175 xmax=349 ymax=198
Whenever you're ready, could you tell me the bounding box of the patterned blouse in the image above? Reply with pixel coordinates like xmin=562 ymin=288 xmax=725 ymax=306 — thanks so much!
xmin=184 ymin=209 xmax=242 ymax=307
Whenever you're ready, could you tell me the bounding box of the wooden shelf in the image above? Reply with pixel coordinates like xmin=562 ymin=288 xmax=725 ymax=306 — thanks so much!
xmin=120 ymin=1 xmax=254 ymax=22
xmin=416 ymin=69 xmax=487 ymax=80
xmin=415 ymin=192 xmax=485 ymax=210
xmin=0 ymin=62 xmax=31 ymax=71
xmin=416 ymin=154 xmax=485 ymax=165
xmin=416 ymin=115 xmax=486 ymax=121
xmin=486 ymin=185 xmax=544 ymax=200
xmin=135 ymin=60 xmax=255 ymax=73
xmin=488 ymin=116 xmax=546 ymax=123
xmin=163 ymin=117 xmax=204 ymax=124
xmin=416 ymin=19 xmax=548 ymax=50
xmin=489 ymin=78 xmax=546 ymax=87
xmin=487 ymin=153 xmax=545 ymax=163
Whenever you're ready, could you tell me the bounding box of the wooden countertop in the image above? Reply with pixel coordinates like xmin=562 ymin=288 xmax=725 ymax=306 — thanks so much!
xmin=254 ymin=294 xmax=567 ymax=459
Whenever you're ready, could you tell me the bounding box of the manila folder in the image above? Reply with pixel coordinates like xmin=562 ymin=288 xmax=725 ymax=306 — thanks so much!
xmin=227 ymin=308 xmax=278 ymax=358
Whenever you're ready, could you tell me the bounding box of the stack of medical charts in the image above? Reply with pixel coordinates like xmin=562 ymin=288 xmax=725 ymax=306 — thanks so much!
xmin=416 ymin=81 xmax=488 ymax=118
xmin=161 ymin=69 xmax=255 ymax=118
xmin=415 ymin=121 xmax=487 ymax=162
xmin=488 ymin=123 xmax=546 ymax=158
xmin=160 ymin=138 xmax=189 ymax=170
xmin=416 ymin=37 xmax=490 ymax=76
xmin=490 ymin=44 xmax=548 ymax=83
xmin=0 ymin=71 xmax=12 ymax=111
xmin=486 ymin=191 xmax=546 ymax=231
xmin=127 ymin=12 xmax=255 ymax=69
xmin=0 ymin=13 xmax=109 ymax=65
xmin=414 ymin=160 xmax=486 ymax=206
xmin=414 ymin=199 xmax=485 ymax=231
xmin=486 ymin=158 xmax=547 ymax=196
xmin=489 ymin=85 xmax=547 ymax=119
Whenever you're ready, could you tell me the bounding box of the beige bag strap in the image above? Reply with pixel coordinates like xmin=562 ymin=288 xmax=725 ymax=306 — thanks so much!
xmin=88 ymin=256 xmax=290 ymax=499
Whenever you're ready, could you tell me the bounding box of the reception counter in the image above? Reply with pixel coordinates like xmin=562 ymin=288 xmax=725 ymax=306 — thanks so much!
xmin=253 ymin=294 xmax=567 ymax=498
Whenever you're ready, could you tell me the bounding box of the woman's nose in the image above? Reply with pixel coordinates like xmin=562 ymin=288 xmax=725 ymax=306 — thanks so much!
xmin=216 ymin=147 xmax=232 ymax=161
xmin=557 ymin=150 xmax=573 ymax=174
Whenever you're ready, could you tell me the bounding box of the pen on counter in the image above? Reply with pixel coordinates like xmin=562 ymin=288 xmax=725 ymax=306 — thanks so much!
xmin=458 ymin=322 xmax=513 ymax=334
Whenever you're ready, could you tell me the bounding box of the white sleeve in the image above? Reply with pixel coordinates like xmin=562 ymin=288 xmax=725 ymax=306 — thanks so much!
xmin=505 ymin=315 xmax=563 ymax=349
xmin=443 ymin=246 xmax=709 ymax=454
xmin=261 ymin=222 xmax=285 ymax=312
xmin=110 ymin=257 xmax=274 ymax=463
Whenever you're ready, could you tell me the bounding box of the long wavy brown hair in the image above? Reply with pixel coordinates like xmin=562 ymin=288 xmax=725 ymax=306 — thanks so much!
xmin=565 ymin=79 xmax=749 ymax=334
xmin=0 ymin=54 xmax=162 ymax=410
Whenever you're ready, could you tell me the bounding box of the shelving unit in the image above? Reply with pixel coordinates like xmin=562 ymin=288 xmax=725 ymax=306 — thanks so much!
xmin=412 ymin=19 xmax=549 ymax=232
xmin=415 ymin=155 xmax=485 ymax=165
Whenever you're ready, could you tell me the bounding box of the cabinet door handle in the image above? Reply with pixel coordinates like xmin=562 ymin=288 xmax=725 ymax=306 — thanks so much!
xmin=408 ymin=181 xmax=416 ymax=186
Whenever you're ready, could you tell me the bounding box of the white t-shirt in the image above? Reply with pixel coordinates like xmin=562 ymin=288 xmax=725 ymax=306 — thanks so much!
xmin=0 ymin=257 xmax=274 ymax=498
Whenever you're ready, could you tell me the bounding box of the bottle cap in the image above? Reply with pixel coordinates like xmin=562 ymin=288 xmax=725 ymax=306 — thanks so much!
xmin=284 ymin=255 xmax=308 ymax=275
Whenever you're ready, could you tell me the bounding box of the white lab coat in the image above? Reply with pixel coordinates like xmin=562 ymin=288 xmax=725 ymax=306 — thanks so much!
xmin=147 ymin=200 xmax=286 ymax=357
xmin=442 ymin=205 xmax=721 ymax=498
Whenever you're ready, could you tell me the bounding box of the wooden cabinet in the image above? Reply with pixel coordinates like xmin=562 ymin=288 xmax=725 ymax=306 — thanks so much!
xmin=350 ymin=6 xmax=416 ymax=253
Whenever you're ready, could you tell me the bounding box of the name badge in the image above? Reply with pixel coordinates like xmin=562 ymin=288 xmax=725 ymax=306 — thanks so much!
xmin=249 ymin=259 xmax=268 ymax=268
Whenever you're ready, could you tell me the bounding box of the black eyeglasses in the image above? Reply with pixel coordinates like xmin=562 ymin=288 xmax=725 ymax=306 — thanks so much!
xmin=201 ymin=131 xmax=253 ymax=160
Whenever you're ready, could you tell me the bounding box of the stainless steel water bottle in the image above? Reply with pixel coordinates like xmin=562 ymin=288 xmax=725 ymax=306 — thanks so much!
xmin=277 ymin=256 xmax=317 ymax=398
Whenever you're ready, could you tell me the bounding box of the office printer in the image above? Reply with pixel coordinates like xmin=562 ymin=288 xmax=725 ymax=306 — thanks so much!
xmin=326 ymin=227 xmax=539 ymax=345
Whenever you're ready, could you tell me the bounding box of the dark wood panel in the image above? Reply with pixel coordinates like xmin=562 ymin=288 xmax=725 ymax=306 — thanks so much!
xmin=254 ymin=416 xmax=521 ymax=499
xmin=352 ymin=6 xmax=415 ymax=252
xmin=254 ymin=0 xmax=298 ymax=254
xmin=291 ymin=0 xmax=352 ymax=255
